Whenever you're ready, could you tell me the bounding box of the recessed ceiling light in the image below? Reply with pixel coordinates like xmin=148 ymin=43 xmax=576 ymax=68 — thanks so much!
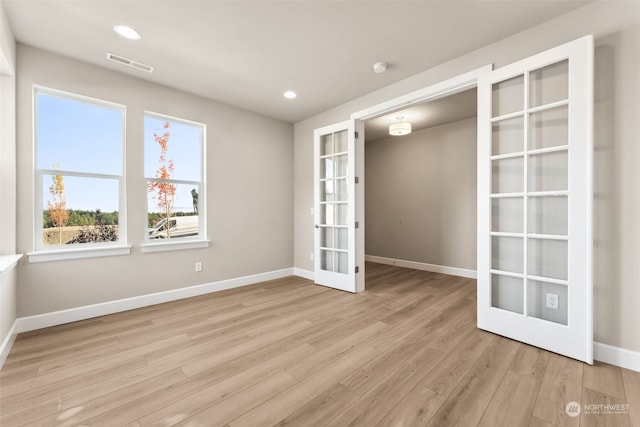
xmin=283 ymin=91 xmax=297 ymax=99
xmin=114 ymin=25 xmax=142 ymax=41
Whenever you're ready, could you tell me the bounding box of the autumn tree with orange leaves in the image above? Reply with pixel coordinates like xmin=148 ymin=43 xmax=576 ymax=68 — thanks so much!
xmin=148 ymin=121 xmax=177 ymax=238
xmin=48 ymin=166 xmax=69 ymax=244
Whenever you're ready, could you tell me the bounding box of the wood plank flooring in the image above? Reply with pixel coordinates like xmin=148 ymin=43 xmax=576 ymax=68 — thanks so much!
xmin=1 ymin=262 xmax=638 ymax=426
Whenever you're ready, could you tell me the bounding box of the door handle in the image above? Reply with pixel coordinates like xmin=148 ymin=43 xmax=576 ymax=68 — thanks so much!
xmin=315 ymin=224 xmax=320 ymax=229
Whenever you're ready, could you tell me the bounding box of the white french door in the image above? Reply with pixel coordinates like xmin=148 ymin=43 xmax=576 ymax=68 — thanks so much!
xmin=477 ymin=36 xmax=593 ymax=363
xmin=313 ymin=120 xmax=364 ymax=293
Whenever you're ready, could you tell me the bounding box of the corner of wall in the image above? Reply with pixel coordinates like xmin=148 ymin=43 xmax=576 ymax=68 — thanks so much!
xmin=0 ymin=0 xmax=19 ymax=368
xmin=0 ymin=0 xmax=16 ymax=75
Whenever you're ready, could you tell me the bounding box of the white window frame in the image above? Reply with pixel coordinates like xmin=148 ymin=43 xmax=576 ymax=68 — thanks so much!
xmin=29 ymin=86 xmax=130 ymax=263
xmin=141 ymin=111 xmax=208 ymax=253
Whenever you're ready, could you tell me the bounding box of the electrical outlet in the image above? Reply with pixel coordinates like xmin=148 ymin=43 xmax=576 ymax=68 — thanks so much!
xmin=195 ymin=261 xmax=202 ymax=272
xmin=546 ymin=293 xmax=559 ymax=310
xmin=309 ymin=252 xmax=314 ymax=261
xmin=310 ymin=207 xmax=314 ymax=215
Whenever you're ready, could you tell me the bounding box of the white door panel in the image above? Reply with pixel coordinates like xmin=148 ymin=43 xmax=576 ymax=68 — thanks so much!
xmin=314 ymin=120 xmax=364 ymax=292
xmin=477 ymin=36 xmax=593 ymax=363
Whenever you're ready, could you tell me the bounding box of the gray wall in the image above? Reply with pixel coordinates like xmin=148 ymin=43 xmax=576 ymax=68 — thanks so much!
xmin=365 ymin=118 xmax=476 ymax=270
xmin=0 ymin=0 xmax=17 ymax=347
xmin=293 ymin=2 xmax=640 ymax=353
xmin=15 ymin=45 xmax=293 ymax=317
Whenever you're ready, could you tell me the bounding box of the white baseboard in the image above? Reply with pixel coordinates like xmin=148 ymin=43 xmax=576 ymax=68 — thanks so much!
xmin=14 ymin=268 xmax=294 ymax=334
xmin=0 ymin=320 xmax=17 ymax=369
xmin=594 ymin=341 xmax=640 ymax=372
xmin=365 ymin=255 xmax=477 ymax=279
xmin=293 ymin=267 xmax=314 ymax=281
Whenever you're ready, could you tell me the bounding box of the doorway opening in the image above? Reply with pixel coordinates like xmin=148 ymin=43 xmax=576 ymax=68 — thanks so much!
xmin=313 ymin=67 xmax=491 ymax=294
xmin=349 ymin=65 xmax=492 ymax=291
xmin=362 ymin=88 xmax=478 ymax=282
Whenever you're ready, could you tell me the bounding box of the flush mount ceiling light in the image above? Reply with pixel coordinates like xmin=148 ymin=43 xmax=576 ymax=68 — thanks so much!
xmin=283 ymin=91 xmax=297 ymax=99
xmin=389 ymin=116 xmax=412 ymax=136
xmin=114 ymin=24 xmax=141 ymax=40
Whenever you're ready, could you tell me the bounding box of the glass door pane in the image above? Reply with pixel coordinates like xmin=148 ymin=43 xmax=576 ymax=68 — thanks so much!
xmin=528 ymin=196 xmax=568 ymax=235
xmin=529 ymin=60 xmax=568 ymax=108
xmin=491 ymin=236 xmax=524 ymax=274
xmin=528 ymin=239 xmax=568 ymax=281
xmin=492 ymin=116 xmax=524 ymax=155
xmin=492 ymin=197 xmax=524 ymax=233
xmin=492 ymin=275 xmax=524 ymax=314
xmin=317 ymin=130 xmax=349 ymax=276
xmin=529 ymin=106 xmax=568 ymax=150
xmin=492 ymin=157 xmax=524 ymax=194
xmin=527 ymin=280 xmax=568 ymax=325
xmin=528 ymin=151 xmax=568 ymax=192
xmin=492 ymin=75 xmax=524 ymax=116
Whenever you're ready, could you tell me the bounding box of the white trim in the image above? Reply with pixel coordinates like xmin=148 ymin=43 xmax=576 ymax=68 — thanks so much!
xmin=143 ymin=111 xmax=207 ymax=245
xmin=594 ymin=342 xmax=640 ymax=373
xmin=33 ymin=86 xmax=127 ymax=252
xmin=14 ymin=268 xmax=294 ymax=333
xmin=365 ymin=255 xmax=477 ymax=279
xmin=0 ymin=320 xmax=17 ymax=369
xmin=293 ymin=267 xmax=314 ymax=281
xmin=140 ymin=239 xmax=210 ymax=253
xmin=28 ymin=245 xmax=131 ymax=263
xmin=335 ymin=65 xmax=490 ymax=294
xmin=351 ymin=64 xmax=492 ymax=121
xmin=144 ymin=110 xmax=206 ymax=128
xmin=0 ymin=254 xmax=22 ymax=279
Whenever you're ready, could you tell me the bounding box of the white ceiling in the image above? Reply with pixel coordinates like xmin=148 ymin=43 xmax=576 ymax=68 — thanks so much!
xmin=364 ymin=88 xmax=477 ymax=142
xmin=3 ymin=0 xmax=591 ymax=123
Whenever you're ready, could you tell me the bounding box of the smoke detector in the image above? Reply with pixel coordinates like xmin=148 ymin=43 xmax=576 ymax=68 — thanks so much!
xmin=373 ymin=62 xmax=388 ymax=73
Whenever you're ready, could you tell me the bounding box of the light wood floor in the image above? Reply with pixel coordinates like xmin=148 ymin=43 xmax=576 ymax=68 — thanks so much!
xmin=1 ymin=262 xmax=638 ymax=426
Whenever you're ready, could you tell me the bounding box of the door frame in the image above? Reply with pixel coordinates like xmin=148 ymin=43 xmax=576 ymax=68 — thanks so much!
xmin=351 ymin=65 xmax=492 ymax=122
xmin=348 ymin=64 xmax=493 ymax=289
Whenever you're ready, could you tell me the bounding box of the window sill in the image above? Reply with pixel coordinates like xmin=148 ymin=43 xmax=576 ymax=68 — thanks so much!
xmin=0 ymin=254 xmax=23 ymax=279
xmin=28 ymin=245 xmax=131 ymax=263
xmin=140 ymin=239 xmax=210 ymax=253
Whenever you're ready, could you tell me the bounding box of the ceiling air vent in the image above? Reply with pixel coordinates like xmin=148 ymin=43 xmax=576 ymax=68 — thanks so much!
xmin=106 ymin=52 xmax=154 ymax=73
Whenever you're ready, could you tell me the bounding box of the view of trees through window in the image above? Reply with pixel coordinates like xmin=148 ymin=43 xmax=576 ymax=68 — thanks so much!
xmin=35 ymin=88 xmax=205 ymax=250
xmin=36 ymin=89 xmax=124 ymax=247
xmin=144 ymin=114 xmax=203 ymax=240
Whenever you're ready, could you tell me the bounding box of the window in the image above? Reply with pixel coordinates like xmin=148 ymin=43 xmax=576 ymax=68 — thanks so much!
xmin=32 ymin=87 xmax=127 ymax=260
xmin=143 ymin=112 xmax=206 ymax=251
